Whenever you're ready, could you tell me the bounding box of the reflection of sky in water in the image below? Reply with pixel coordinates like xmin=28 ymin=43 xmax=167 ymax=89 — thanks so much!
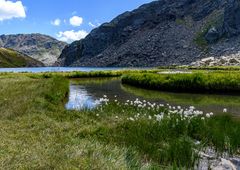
xmin=65 ymin=85 xmax=100 ymax=110
xmin=65 ymin=79 xmax=240 ymax=116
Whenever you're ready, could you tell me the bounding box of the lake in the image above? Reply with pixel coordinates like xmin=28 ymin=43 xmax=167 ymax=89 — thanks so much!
xmin=0 ymin=67 xmax=145 ymax=73
xmin=66 ymin=78 xmax=240 ymax=116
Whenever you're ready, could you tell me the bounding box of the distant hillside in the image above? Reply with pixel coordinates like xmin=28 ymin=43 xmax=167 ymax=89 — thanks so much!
xmin=0 ymin=47 xmax=44 ymax=68
xmin=0 ymin=34 xmax=67 ymax=66
xmin=57 ymin=0 xmax=240 ymax=67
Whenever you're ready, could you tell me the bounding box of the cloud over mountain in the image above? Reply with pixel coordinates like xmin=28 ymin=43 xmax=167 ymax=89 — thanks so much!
xmin=57 ymin=30 xmax=88 ymax=43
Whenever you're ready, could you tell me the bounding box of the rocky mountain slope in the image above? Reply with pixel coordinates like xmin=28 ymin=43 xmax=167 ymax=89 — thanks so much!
xmin=0 ymin=34 xmax=67 ymax=66
xmin=57 ymin=0 xmax=240 ymax=67
xmin=0 ymin=47 xmax=44 ymax=68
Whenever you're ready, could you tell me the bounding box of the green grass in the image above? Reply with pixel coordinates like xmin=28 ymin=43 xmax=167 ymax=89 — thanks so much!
xmin=0 ymin=73 xmax=239 ymax=169
xmin=121 ymin=84 xmax=240 ymax=108
xmin=0 ymin=48 xmax=43 ymax=67
xmin=122 ymin=72 xmax=240 ymax=93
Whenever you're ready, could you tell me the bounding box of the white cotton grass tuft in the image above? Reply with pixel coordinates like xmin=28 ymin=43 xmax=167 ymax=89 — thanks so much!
xmin=96 ymin=95 xmax=214 ymax=123
xmin=223 ymin=108 xmax=228 ymax=113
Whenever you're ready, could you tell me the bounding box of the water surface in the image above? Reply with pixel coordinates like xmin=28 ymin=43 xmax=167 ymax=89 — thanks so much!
xmin=0 ymin=67 xmax=143 ymax=73
xmin=66 ymin=78 xmax=240 ymax=115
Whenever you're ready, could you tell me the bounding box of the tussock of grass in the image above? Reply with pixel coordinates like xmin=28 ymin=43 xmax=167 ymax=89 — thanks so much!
xmin=122 ymin=72 xmax=240 ymax=93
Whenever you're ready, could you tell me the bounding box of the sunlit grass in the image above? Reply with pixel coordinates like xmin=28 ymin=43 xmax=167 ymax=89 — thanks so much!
xmin=0 ymin=73 xmax=239 ymax=169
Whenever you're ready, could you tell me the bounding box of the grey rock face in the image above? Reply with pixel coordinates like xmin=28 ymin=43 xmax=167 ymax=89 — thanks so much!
xmin=0 ymin=34 xmax=67 ymax=66
xmin=57 ymin=0 xmax=240 ymax=67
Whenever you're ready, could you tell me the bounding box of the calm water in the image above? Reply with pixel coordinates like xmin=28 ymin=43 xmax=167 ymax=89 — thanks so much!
xmin=0 ymin=67 xmax=143 ymax=73
xmin=66 ymin=78 xmax=240 ymax=116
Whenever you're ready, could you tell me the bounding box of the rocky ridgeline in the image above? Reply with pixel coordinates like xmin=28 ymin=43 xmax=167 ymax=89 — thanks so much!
xmin=0 ymin=34 xmax=67 ymax=66
xmin=57 ymin=0 xmax=240 ymax=67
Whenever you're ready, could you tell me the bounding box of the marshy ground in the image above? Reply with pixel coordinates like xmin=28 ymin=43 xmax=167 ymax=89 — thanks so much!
xmin=0 ymin=70 xmax=240 ymax=169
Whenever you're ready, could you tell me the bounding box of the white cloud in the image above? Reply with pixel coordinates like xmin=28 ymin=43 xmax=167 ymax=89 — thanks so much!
xmin=0 ymin=0 xmax=26 ymax=21
xmin=51 ymin=18 xmax=61 ymax=26
xmin=57 ymin=30 xmax=88 ymax=43
xmin=69 ymin=16 xmax=83 ymax=27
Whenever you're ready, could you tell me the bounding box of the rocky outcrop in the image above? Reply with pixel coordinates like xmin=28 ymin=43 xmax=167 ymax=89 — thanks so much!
xmin=0 ymin=34 xmax=67 ymax=66
xmin=57 ymin=0 xmax=240 ymax=67
xmin=0 ymin=47 xmax=44 ymax=68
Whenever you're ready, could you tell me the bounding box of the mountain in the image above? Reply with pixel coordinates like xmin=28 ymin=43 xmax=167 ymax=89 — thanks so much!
xmin=0 ymin=47 xmax=44 ymax=68
xmin=57 ymin=0 xmax=240 ymax=67
xmin=0 ymin=34 xmax=67 ymax=66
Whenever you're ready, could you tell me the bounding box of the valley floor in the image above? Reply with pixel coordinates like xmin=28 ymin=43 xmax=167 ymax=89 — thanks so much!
xmin=0 ymin=71 xmax=239 ymax=169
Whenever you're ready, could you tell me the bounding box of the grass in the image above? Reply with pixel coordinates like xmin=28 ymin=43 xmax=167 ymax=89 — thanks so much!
xmin=121 ymin=84 xmax=240 ymax=108
xmin=0 ymin=72 xmax=239 ymax=169
xmin=122 ymin=72 xmax=240 ymax=93
xmin=0 ymin=47 xmax=43 ymax=67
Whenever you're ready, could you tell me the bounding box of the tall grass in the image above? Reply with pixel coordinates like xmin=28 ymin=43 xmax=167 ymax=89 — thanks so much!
xmin=81 ymin=101 xmax=240 ymax=168
xmin=122 ymin=72 xmax=240 ymax=93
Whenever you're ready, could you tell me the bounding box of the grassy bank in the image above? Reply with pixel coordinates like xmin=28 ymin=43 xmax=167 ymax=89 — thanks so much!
xmin=0 ymin=73 xmax=239 ymax=169
xmin=122 ymin=72 xmax=240 ymax=93
xmin=0 ymin=69 xmax=159 ymax=79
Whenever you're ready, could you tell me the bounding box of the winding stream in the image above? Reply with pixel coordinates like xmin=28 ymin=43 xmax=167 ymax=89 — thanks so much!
xmin=66 ymin=78 xmax=240 ymax=116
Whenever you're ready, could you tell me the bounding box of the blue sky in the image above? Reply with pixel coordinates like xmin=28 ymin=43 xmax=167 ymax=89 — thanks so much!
xmin=0 ymin=0 xmax=153 ymax=42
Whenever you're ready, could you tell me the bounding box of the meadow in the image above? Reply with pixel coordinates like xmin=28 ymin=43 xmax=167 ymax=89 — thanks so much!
xmin=0 ymin=71 xmax=239 ymax=169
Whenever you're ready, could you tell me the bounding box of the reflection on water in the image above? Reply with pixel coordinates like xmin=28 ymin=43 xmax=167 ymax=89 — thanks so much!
xmin=65 ymin=84 xmax=100 ymax=110
xmin=66 ymin=78 xmax=240 ymax=115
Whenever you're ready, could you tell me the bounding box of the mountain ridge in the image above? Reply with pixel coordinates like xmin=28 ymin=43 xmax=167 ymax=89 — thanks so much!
xmin=0 ymin=47 xmax=44 ymax=68
xmin=0 ymin=33 xmax=67 ymax=66
xmin=57 ymin=0 xmax=240 ymax=67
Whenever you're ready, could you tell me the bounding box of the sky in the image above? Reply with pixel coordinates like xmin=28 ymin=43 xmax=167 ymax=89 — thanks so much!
xmin=0 ymin=0 xmax=153 ymax=43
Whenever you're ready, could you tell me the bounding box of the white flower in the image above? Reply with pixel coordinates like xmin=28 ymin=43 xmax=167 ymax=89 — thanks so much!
xmin=148 ymin=116 xmax=152 ymax=120
xmin=206 ymin=113 xmax=210 ymax=118
xmin=129 ymin=117 xmax=135 ymax=121
xmin=223 ymin=108 xmax=227 ymax=113
xmin=96 ymin=114 xmax=99 ymax=117
xmin=115 ymin=116 xmax=119 ymax=119
xmin=201 ymin=117 xmax=205 ymax=120
xmin=210 ymin=112 xmax=214 ymax=116
xmin=189 ymin=106 xmax=195 ymax=110
xmin=155 ymin=114 xmax=163 ymax=121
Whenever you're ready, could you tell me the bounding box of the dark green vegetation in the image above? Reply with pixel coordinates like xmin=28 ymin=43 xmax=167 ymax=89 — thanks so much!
xmin=0 ymin=48 xmax=44 ymax=67
xmin=122 ymin=72 xmax=240 ymax=93
xmin=0 ymin=71 xmax=240 ymax=169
